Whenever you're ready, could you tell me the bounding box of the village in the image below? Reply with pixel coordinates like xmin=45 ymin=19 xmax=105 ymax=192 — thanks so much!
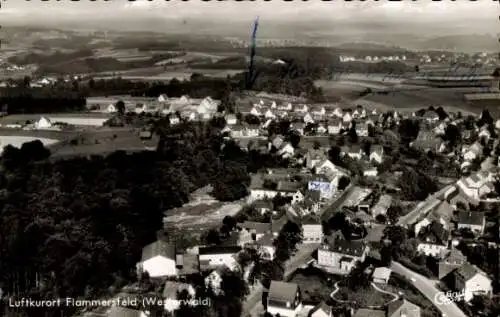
xmin=71 ymin=94 xmax=500 ymax=317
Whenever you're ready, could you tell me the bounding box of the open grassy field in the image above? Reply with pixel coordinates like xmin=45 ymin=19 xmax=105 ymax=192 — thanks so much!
xmin=163 ymin=201 xmax=244 ymax=232
xmin=49 ymin=128 xmax=158 ymax=158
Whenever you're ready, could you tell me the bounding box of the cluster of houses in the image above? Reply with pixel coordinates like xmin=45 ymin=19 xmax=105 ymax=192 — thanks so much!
xmin=88 ymin=95 xmax=220 ymax=123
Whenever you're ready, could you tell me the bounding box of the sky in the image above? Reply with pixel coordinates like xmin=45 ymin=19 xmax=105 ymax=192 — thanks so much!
xmin=1 ymin=0 xmax=498 ymax=34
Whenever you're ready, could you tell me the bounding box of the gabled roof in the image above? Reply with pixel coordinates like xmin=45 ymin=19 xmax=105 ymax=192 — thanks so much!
xmin=453 ymin=263 xmax=481 ymax=281
xmin=458 ymin=211 xmax=485 ymax=226
xmin=141 ymin=240 xmax=176 ymax=262
xmin=387 ymin=299 xmax=420 ymax=317
xmin=277 ymin=181 xmax=302 ymax=193
xmin=198 ymin=245 xmax=241 ymax=255
xmin=371 ymin=195 xmax=392 ymax=215
xmin=442 ymin=248 xmax=466 ymax=265
xmin=419 ymin=221 xmax=449 ymax=245
xmin=268 ymin=281 xmax=298 ymax=302
xmin=309 ymin=301 xmax=331 ymax=317
xmin=322 ymin=237 xmax=367 ymax=257
xmin=241 ymin=221 xmax=272 ymax=234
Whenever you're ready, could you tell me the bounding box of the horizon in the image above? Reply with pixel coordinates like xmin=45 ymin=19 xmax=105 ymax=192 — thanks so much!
xmin=1 ymin=1 xmax=498 ymax=36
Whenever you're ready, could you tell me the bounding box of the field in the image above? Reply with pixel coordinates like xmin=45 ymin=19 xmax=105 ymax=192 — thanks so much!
xmin=93 ymin=67 xmax=244 ymax=81
xmin=48 ymin=128 xmax=159 ymax=158
xmin=163 ymin=200 xmax=244 ymax=232
xmin=0 ymin=113 xmax=113 ymax=125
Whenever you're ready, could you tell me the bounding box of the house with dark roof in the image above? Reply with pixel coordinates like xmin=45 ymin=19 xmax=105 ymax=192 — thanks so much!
xmin=416 ymin=221 xmax=450 ymax=258
xmin=437 ymin=248 xmax=467 ymax=279
xmin=387 ymin=299 xmax=421 ymax=317
xmin=341 ymin=145 xmax=363 ymax=160
xmin=308 ymin=301 xmax=331 ymax=317
xmin=445 ymin=263 xmax=493 ymax=302
xmin=137 ymin=240 xmax=177 ymax=278
xmin=267 ymin=281 xmax=302 ymax=317
xmin=317 ymin=237 xmax=369 ymax=275
xmin=457 ymin=211 xmax=486 ymax=235
xmin=198 ymin=246 xmax=241 ymax=272
xmin=241 ymin=221 xmax=272 ymax=241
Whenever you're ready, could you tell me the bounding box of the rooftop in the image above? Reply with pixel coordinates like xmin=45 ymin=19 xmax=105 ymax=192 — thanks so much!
xmin=268 ymin=280 xmax=299 ymax=303
xmin=458 ymin=211 xmax=485 ymax=226
xmin=141 ymin=240 xmax=176 ymax=262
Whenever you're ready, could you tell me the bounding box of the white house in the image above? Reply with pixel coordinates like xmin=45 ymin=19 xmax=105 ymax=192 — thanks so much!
xmin=106 ymin=104 xmax=117 ymax=113
xmin=197 ymin=96 xmax=219 ymax=114
xmin=303 ymin=113 xmax=315 ymax=124
xmin=449 ymin=263 xmax=493 ymax=302
xmin=34 ymin=116 xmax=52 ymax=129
xmin=265 ymin=109 xmax=276 ymax=119
xmin=158 ymin=94 xmax=169 ymax=102
xmin=309 ymin=302 xmax=331 ymax=317
xmin=302 ymin=218 xmax=323 ymax=243
xmin=369 ymin=145 xmax=384 ymax=164
xmin=278 ymin=143 xmax=295 ymax=158
xmin=333 ymin=107 xmax=343 ymax=118
xmin=416 ymin=222 xmax=449 ymax=258
xmin=137 ymin=240 xmax=177 ymax=278
xmin=250 ymin=106 xmax=262 ymax=117
xmin=327 ymin=119 xmax=342 ymax=135
xmin=198 ymin=246 xmax=241 ymax=271
xmin=204 ymin=267 xmax=227 ymax=296
xmin=317 ymin=238 xmax=369 ymax=274
xmin=342 ymin=112 xmax=353 ymax=123
xmin=225 ymin=114 xmax=237 ymax=125
xmin=372 ymin=267 xmax=392 ymax=285
xmin=267 ymin=281 xmax=303 ymax=317
xmin=457 ymin=172 xmax=494 ymax=200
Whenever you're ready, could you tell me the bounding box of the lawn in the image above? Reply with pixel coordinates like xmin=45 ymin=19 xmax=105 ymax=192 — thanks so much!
xmin=335 ymin=283 xmax=393 ymax=308
xmin=288 ymin=267 xmax=340 ymax=303
xmin=383 ymin=273 xmax=441 ymax=317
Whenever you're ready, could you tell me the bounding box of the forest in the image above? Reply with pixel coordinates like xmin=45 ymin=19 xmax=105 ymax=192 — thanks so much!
xmin=0 ymin=120 xmax=251 ymax=317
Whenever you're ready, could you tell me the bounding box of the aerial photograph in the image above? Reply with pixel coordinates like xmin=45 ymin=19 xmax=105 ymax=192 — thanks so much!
xmin=0 ymin=1 xmax=499 ymax=317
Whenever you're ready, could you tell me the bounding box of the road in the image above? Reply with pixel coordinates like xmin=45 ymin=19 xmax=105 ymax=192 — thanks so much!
xmin=320 ymin=184 xmax=355 ymax=221
xmin=396 ymin=184 xmax=454 ymax=227
xmin=391 ymin=262 xmax=467 ymax=317
xmin=242 ymin=243 xmax=319 ymax=317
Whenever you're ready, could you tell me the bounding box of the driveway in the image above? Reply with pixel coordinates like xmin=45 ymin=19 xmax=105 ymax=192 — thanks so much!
xmin=242 ymin=243 xmax=319 ymax=317
xmin=391 ymin=261 xmax=467 ymax=317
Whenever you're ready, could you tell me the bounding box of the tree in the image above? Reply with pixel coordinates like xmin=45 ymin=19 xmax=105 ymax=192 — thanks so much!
xmin=204 ymin=228 xmax=221 ymax=245
xmin=386 ymin=204 xmax=403 ymax=224
xmin=115 ymin=100 xmax=126 ymax=114
xmin=337 ymin=176 xmax=350 ymax=191
xmin=289 ymin=131 xmax=301 ymax=148
xmin=313 ymin=140 xmax=321 ymax=150
xmin=398 ymin=119 xmax=420 ymax=143
xmin=328 ymin=145 xmax=341 ymax=164
xmin=222 ymin=216 xmax=237 ymax=231
xmin=444 ymin=124 xmax=460 ymax=146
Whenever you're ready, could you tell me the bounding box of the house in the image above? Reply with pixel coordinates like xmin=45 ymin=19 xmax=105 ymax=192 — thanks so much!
xmin=137 ymin=240 xmax=177 ymax=277
xmin=292 ymin=122 xmax=306 ymax=135
xmin=317 ymin=124 xmax=327 ymax=135
xmin=372 ymin=267 xmax=392 ymax=285
xmin=463 ymin=142 xmax=483 ymax=161
xmin=254 ymin=232 xmax=275 ymax=260
xmin=302 ymin=216 xmax=323 ymax=243
xmin=457 ymin=172 xmax=494 ymax=200
xmin=371 ymin=195 xmax=392 ymax=218
xmin=387 ymin=299 xmax=421 ymax=317
xmin=457 ymin=211 xmax=486 ymax=235
xmin=308 ymin=301 xmax=331 ymax=317
xmin=250 ymin=106 xmax=262 ymax=117
xmin=293 ymin=191 xmax=321 ymax=216
xmin=342 ymin=112 xmax=353 ymax=123
xmin=278 ymin=142 xmax=295 ymax=158
xmin=169 ymin=116 xmax=180 ymax=125
xmin=317 ymin=237 xmax=369 ymax=274
xmin=303 ymin=113 xmax=315 ymax=124
xmin=369 ymin=145 xmax=384 ymax=164
xmin=241 ymin=221 xmax=272 ymax=241
xmin=443 ymin=185 xmax=476 ymax=210
xmin=356 ymin=122 xmax=369 ymax=137
xmin=446 ymin=263 xmax=493 ymax=302
xmin=198 ymin=245 xmax=241 ymax=271
xmin=341 ymin=145 xmax=363 ymax=160
xmin=35 ymin=116 xmax=52 ymax=129
xmin=265 ymin=109 xmax=276 ymax=119
xmin=414 ymin=201 xmax=453 ymax=235
xmin=365 ymin=115 xmax=380 ymax=127
xmin=363 ymin=167 xmax=378 ymax=178
xmin=267 ymin=281 xmax=302 ymax=317
xmin=422 ymin=110 xmax=440 ymax=123
xmin=437 ymin=248 xmax=467 ymax=279
xmin=416 ymin=221 xmax=449 ymax=257
xmin=410 ymin=130 xmax=443 ymax=152
xmin=158 ymin=94 xmax=168 ymax=102
xmin=197 ymin=96 xmax=219 ymax=114
xmin=106 ymin=104 xmax=117 ymax=113
xmin=295 ymin=104 xmax=308 ymax=113
xmin=478 ymin=126 xmax=491 ymax=141
xmin=163 ymin=280 xmax=196 ymax=312
xmin=225 ymin=114 xmax=237 ymax=125
xmin=306 ymin=149 xmax=327 ymax=169
xmin=327 ymin=119 xmax=342 ymax=135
